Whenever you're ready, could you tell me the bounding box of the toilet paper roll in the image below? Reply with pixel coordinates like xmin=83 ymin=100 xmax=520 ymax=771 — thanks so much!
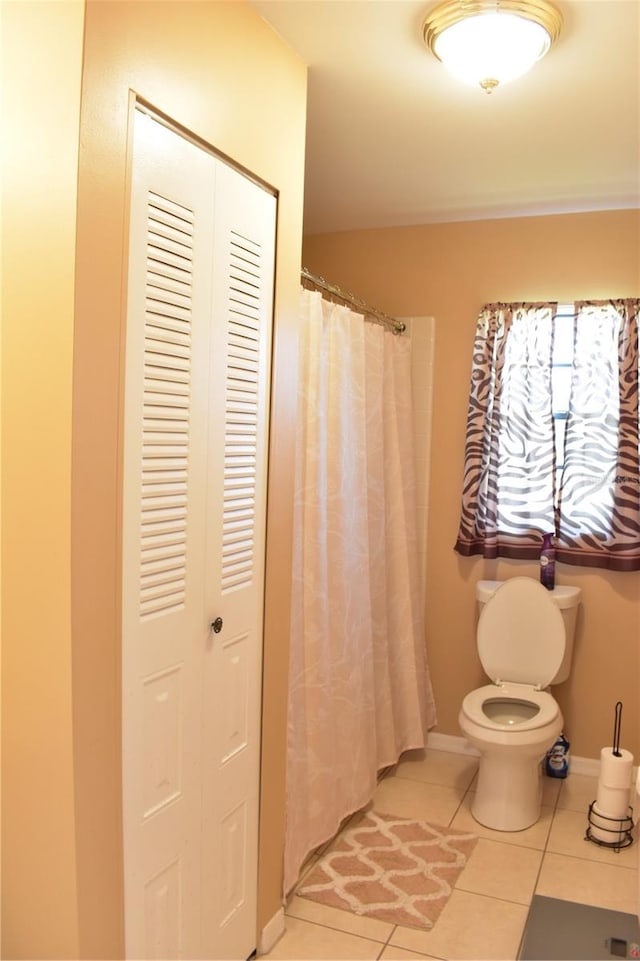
xmin=598 ymin=748 xmax=635 ymax=789
xmin=589 ymin=802 xmax=632 ymax=846
xmin=596 ymin=748 xmax=634 ymax=817
xmin=595 ymin=784 xmax=632 ymax=819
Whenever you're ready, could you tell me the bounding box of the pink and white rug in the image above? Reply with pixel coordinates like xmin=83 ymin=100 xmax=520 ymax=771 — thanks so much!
xmin=297 ymin=810 xmax=478 ymax=930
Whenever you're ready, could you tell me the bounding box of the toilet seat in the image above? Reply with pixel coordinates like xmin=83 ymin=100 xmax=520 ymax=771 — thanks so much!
xmin=461 ymin=682 xmax=560 ymax=733
xmin=477 ymin=577 xmax=565 ymax=688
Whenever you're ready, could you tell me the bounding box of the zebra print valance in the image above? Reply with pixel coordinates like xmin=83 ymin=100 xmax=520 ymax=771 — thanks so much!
xmin=454 ymin=299 xmax=640 ymax=572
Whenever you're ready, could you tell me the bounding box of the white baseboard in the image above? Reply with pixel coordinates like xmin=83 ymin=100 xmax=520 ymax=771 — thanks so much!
xmin=426 ymin=731 xmax=480 ymax=756
xmin=426 ymin=731 xmax=608 ymax=778
xmin=257 ymin=906 xmax=285 ymax=956
xmin=567 ymin=756 xmax=601 ymax=777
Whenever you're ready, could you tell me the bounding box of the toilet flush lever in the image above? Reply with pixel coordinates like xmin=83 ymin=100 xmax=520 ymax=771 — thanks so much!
xmin=211 ymin=617 xmax=223 ymax=634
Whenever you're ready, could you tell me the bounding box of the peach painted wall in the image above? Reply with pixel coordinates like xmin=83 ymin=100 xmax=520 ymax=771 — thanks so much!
xmin=1 ymin=2 xmax=85 ymax=958
xmin=3 ymin=1 xmax=306 ymax=958
xmin=304 ymin=210 xmax=640 ymax=762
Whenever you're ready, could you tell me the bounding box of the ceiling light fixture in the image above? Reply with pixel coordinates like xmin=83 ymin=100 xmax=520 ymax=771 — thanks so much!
xmin=422 ymin=0 xmax=563 ymax=93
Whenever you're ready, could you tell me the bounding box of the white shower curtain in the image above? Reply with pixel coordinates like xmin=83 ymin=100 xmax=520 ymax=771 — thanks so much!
xmin=283 ymin=288 xmax=436 ymax=895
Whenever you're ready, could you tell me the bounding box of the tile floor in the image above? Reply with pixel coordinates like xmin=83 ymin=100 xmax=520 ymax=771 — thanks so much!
xmin=261 ymin=748 xmax=638 ymax=961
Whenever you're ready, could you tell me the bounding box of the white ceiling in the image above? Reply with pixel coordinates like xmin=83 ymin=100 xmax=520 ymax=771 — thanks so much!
xmin=251 ymin=0 xmax=640 ymax=235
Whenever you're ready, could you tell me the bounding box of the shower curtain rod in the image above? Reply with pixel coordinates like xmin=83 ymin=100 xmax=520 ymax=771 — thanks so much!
xmin=301 ymin=267 xmax=406 ymax=334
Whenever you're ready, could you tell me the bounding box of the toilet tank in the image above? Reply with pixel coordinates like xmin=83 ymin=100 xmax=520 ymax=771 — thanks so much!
xmin=476 ymin=580 xmax=581 ymax=684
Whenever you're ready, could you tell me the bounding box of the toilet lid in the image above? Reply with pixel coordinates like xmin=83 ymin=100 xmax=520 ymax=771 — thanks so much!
xmin=477 ymin=577 xmax=565 ymax=687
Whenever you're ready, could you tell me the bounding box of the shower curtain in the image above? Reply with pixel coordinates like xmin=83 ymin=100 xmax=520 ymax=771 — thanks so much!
xmin=283 ymin=288 xmax=436 ymax=895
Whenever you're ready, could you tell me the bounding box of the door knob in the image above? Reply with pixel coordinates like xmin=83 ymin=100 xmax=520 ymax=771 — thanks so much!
xmin=211 ymin=617 xmax=223 ymax=634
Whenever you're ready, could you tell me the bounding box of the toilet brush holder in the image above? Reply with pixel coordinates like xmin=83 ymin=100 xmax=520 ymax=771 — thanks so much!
xmin=585 ymin=801 xmax=634 ymax=851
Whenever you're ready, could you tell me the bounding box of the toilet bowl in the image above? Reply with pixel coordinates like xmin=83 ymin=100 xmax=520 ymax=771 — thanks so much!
xmin=459 ymin=576 xmax=580 ymax=832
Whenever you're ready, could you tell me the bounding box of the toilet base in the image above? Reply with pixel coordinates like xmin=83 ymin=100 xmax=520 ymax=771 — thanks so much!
xmin=471 ymin=751 xmax=544 ymax=832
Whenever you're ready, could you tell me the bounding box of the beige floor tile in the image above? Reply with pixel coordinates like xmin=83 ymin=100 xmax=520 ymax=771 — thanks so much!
xmin=536 ymin=851 xmax=638 ymax=914
xmin=286 ymin=895 xmax=393 ymax=943
xmin=395 ymin=749 xmax=479 ymax=792
xmin=259 ymin=916 xmax=382 ymax=960
xmin=371 ymin=776 xmax=466 ymax=826
xmin=556 ymin=772 xmax=598 ymax=813
xmin=379 ymin=946 xmax=438 ymax=959
xmin=390 ymin=889 xmax=528 ymax=961
xmin=455 ymin=837 xmax=543 ymax=904
xmin=541 ymin=774 xmax=562 ymax=808
xmin=547 ymin=807 xmax=637 ymax=868
xmin=450 ymin=793 xmax=554 ymax=850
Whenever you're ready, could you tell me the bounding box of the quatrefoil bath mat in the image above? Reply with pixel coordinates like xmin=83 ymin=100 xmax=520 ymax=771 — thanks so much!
xmin=297 ymin=810 xmax=478 ymax=930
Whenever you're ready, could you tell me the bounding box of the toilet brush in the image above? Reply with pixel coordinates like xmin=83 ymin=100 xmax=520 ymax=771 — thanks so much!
xmin=585 ymin=701 xmax=634 ymax=850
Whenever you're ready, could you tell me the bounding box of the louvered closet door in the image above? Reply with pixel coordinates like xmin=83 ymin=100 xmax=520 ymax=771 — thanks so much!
xmin=122 ymin=108 xmax=275 ymax=960
xmin=200 ymin=161 xmax=275 ymax=959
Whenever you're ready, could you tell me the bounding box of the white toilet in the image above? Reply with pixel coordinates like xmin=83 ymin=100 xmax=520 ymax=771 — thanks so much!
xmin=459 ymin=576 xmax=581 ymax=832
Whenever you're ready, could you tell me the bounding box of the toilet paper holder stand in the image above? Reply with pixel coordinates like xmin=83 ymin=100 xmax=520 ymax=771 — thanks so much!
xmin=584 ymin=702 xmax=634 ymax=851
xmin=585 ymin=801 xmax=634 ymax=851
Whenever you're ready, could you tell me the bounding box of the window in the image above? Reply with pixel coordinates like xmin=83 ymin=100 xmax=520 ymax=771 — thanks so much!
xmin=454 ymin=299 xmax=640 ymax=572
xmin=551 ymin=303 xmax=574 ymax=501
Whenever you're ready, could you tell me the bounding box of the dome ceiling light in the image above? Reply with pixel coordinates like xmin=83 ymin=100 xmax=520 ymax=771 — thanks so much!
xmin=422 ymin=0 xmax=563 ymax=93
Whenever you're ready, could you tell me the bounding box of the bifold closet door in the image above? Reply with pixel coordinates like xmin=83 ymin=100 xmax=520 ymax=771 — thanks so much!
xmin=122 ymin=108 xmax=275 ymax=960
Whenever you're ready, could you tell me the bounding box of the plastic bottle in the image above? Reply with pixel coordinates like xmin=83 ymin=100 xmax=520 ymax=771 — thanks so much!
xmin=540 ymin=532 xmax=556 ymax=591
xmin=545 ymin=733 xmax=570 ymax=778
